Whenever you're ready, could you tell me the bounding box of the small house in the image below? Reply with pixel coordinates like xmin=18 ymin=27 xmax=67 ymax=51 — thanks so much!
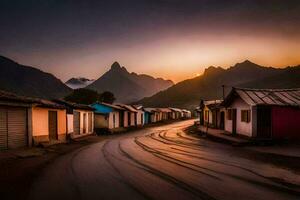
xmin=182 ymin=109 xmax=192 ymax=118
xmin=199 ymin=100 xmax=224 ymax=129
xmin=54 ymin=100 xmax=94 ymax=139
xmin=133 ymin=105 xmax=145 ymax=125
xmin=157 ymin=108 xmax=172 ymax=121
xmin=169 ymin=108 xmax=183 ymax=120
xmin=92 ymin=102 xmax=125 ymax=132
xmin=222 ymin=88 xmax=300 ymax=139
xmin=115 ymin=104 xmax=138 ymax=127
xmin=0 ymin=90 xmax=67 ymax=150
xmin=144 ymin=108 xmax=160 ymax=123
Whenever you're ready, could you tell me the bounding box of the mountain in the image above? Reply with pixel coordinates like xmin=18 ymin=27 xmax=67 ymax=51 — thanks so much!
xmin=0 ymin=55 xmax=72 ymax=99
xmin=65 ymin=77 xmax=94 ymax=89
xmin=87 ymin=62 xmax=174 ymax=103
xmin=137 ymin=60 xmax=299 ymax=109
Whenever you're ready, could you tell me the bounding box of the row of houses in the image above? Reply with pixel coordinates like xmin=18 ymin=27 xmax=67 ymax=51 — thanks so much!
xmin=0 ymin=90 xmax=191 ymax=150
xmin=92 ymin=103 xmax=191 ymax=133
xmin=197 ymin=87 xmax=300 ymax=140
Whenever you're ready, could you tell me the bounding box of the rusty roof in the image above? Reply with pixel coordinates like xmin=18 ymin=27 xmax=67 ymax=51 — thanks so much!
xmin=115 ymin=104 xmax=138 ymax=112
xmin=0 ymin=90 xmax=65 ymax=109
xmin=223 ymin=88 xmax=300 ymax=107
xmin=53 ymin=99 xmax=95 ymax=111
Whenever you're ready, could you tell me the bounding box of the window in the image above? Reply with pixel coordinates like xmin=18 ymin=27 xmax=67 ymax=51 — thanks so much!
xmin=241 ymin=110 xmax=251 ymax=123
xmin=227 ymin=109 xmax=232 ymax=120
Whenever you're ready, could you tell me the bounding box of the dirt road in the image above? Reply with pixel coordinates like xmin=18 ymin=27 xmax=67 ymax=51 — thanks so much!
xmin=28 ymin=120 xmax=300 ymax=200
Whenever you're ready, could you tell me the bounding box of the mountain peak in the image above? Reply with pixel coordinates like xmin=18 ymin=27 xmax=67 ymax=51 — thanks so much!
xmin=203 ymin=66 xmax=225 ymax=76
xmin=111 ymin=61 xmax=121 ymax=70
xmin=234 ymin=60 xmax=260 ymax=68
xmin=110 ymin=62 xmax=128 ymax=73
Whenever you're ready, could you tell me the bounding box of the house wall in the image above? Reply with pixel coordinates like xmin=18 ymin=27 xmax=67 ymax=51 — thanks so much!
xmin=32 ymin=107 xmax=66 ymax=143
xmin=67 ymin=114 xmax=73 ymax=134
xmin=272 ymin=106 xmax=300 ymax=139
xmin=108 ymin=111 xmax=120 ymax=129
xmin=94 ymin=114 xmax=108 ymax=128
xmin=224 ymin=97 xmax=252 ymax=137
xmin=136 ymin=110 xmax=144 ymax=125
xmin=203 ymin=106 xmax=213 ymax=125
xmin=76 ymin=109 xmax=94 ymax=134
xmin=129 ymin=112 xmax=135 ymax=126
xmin=123 ymin=111 xmax=129 ymax=127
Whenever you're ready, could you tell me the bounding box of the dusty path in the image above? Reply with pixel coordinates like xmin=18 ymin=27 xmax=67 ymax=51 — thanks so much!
xmin=29 ymin=120 xmax=300 ymax=200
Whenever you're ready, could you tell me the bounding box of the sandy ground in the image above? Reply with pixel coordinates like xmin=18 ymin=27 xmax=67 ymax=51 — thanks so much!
xmin=1 ymin=120 xmax=300 ymax=200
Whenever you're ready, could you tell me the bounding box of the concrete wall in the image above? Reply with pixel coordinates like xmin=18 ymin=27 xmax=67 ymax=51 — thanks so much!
xmin=123 ymin=111 xmax=129 ymax=127
xmin=224 ymin=97 xmax=252 ymax=137
xmin=130 ymin=112 xmax=135 ymax=126
xmin=94 ymin=114 xmax=108 ymax=128
xmin=76 ymin=109 xmax=94 ymax=135
xmin=67 ymin=114 xmax=73 ymax=134
xmin=108 ymin=111 xmax=120 ymax=129
xmin=136 ymin=110 xmax=144 ymax=125
xmin=32 ymin=107 xmax=66 ymax=143
xmin=203 ymin=106 xmax=212 ymax=125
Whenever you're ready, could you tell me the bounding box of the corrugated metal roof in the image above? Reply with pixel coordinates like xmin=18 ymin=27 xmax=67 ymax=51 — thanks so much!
xmin=101 ymin=102 xmax=125 ymax=110
xmin=169 ymin=108 xmax=182 ymax=112
xmin=53 ymin=99 xmax=95 ymax=110
xmin=116 ymin=104 xmax=138 ymax=112
xmin=225 ymin=88 xmax=300 ymax=107
xmin=0 ymin=90 xmax=65 ymax=109
xmin=157 ymin=108 xmax=172 ymax=112
xmin=143 ymin=108 xmax=157 ymax=113
xmin=204 ymin=100 xmax=223 ymax=106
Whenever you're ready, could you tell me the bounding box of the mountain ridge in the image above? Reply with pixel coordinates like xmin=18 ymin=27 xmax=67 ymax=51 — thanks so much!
xmin=136 ymin=60 xmax=300 ymax=109
xmin=87 ymin=62 xmax=174 ymax=103
xmin=0 ymin=55 xmax=72 ymax=99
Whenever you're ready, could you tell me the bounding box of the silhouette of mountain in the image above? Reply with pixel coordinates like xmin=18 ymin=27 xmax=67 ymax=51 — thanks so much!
xmin=87 ymin=62 xmax=174 ymax=103
xmin=137 ymin=60 xmax=298 ymax=109
xmin=0 ymin=55 xmax=72 ymax=99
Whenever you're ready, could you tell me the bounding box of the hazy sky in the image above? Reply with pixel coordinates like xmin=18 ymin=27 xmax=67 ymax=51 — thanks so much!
xmin=1 ymin=0 xmax=300 ymax=82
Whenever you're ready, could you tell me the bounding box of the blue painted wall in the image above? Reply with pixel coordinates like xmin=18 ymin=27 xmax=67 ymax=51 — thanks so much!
xmin=91 ymin=103 xmax=113 ymax=114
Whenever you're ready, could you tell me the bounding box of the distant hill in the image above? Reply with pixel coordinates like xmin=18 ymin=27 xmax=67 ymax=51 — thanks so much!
xmin=0 ymin=55 xmax=72 ymax=99
xmin=137 ymin=60 xmax=299 ymax=109
xmin=87 ymin=62 xmax=174 ymax=103
xmin=65 ymin=77 xmax=94 ymax=89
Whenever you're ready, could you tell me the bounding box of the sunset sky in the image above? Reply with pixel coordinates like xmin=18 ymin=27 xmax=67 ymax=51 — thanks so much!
xmin=1 ymin=0 xmax=300 ymax=83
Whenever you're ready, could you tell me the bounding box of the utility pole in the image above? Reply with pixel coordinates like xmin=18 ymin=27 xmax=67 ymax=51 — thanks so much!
xmin=222 ymin=85 xmax=225 ymax=100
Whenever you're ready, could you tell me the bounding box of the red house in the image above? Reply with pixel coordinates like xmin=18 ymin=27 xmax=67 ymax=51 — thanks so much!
xmin=222 ymin=88 xmax=300 ymax=140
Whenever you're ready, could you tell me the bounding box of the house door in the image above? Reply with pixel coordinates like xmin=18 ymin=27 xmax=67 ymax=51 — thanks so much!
xmin=220 ymin=111 xmax=225 ymax=130
xmin=83 ymin=113 xmax=87 ymax=133
xmin=0 ymin=107 xmax=27 ymax=150
xmin=232 ymin=109 xmax=237 ymax=135
xmin=135 ymin=113 xmax=137 ymax=125
xmin=128 ymin=112 xmax=131 ymax=126
xmin=257 ymin=106 xmax=272 ymax=139
xmin=141 ymin=113 xmax=144 ymax=125
xmin=49 ymin=111 xmax=58 ymax=140
xmin=73 ymin=111 xmax=80 ymax=135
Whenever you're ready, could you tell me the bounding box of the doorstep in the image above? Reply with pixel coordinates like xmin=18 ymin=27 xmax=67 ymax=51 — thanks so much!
xmin=198 ymin=125 xmax=250 ymax=146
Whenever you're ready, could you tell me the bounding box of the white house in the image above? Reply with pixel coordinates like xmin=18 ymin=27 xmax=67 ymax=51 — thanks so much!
xmin=222 ymin=87 xmax=300 ymax=139
xmin=116 ymin=104 xmax=139 ymax=127
xmin=200 ymin=100 xmax=223 ymax=128
xmin=133 ymin=105 xmax=145 ymax=125
xmin=54 ymin=100 xmax=94 ymax=139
